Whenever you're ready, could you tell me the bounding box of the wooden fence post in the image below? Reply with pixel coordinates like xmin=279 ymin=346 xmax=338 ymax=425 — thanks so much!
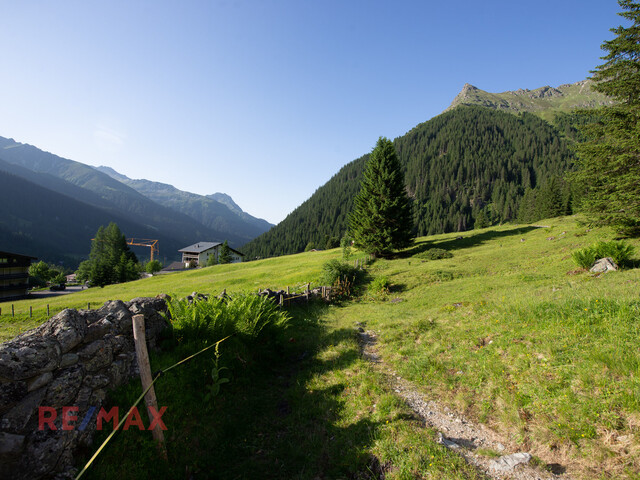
xmin=286 ymin=286 xmax=290 ymax=294
xmin=47 ymin=304 xmax=50 ymax=316
xmin=12 ymin=304 xmax=14 ymax=317
xmin=29 ymin=306 xmax=32 ymax=318
xmin=132 ymin=314 xmax=168 ymax=460
xmin=305 ymin=283 xmax=310 ymax=303
xmin=88 ymin=303 xmax=91 ymax=310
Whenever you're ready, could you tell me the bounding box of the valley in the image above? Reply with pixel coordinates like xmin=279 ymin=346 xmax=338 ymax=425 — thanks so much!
xmin=1 ymin=216 xmax=638 ymax=479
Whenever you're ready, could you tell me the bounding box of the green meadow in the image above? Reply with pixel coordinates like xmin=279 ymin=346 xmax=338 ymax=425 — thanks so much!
xmin=2 ymin=216 xmax=639 ymax=479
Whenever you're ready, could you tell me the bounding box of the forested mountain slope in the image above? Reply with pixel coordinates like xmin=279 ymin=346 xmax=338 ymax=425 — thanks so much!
xmin=242 ymin=105 xmax=574 ymax=259
xmin=0 ymin=168 xmax=173 ymax=265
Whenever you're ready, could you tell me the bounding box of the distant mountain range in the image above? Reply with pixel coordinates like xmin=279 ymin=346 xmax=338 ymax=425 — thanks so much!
xmin=95 ymin=166 xmax=272 ymax=242
xmin=0 ymin=136 xmax=272 ymax=266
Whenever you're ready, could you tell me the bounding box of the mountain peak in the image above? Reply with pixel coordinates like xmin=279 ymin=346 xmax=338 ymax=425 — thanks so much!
xmin=445 ymin=79 xmax=613 ymax=118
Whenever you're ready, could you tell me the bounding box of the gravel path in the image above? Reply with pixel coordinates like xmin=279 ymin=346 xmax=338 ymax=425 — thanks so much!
xmin=357 ymin=325 xmax=571 ymax=480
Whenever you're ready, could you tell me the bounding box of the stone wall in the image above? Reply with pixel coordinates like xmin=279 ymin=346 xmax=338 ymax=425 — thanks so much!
xmin=0 ymin=297 xmax=169 ymax=480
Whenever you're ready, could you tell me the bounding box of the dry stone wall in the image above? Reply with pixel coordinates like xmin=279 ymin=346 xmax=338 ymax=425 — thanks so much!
xmin=0 ymin=296 xmax=169 ymax=480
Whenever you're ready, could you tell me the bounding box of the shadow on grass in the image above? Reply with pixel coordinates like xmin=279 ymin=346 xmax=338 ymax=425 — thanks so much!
xmin=83 ymin=303 xmax=386 ymax=480
xmin=399 ymin=225 xmax=541 ymax=258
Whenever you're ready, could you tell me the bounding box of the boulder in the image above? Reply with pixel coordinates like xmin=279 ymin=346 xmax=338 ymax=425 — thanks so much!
xmin=590 ymin=257 xmax=618 ymax=273
xmin=37 ymin=310 xmax=87 ymax=353
xmin=490 ymin=452 xmax=532 ymax=472
xmin=0 ymin=337 xmax=61 ymax=381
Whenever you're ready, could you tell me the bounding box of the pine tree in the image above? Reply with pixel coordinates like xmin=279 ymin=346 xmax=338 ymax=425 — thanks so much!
xmin=572 ymin=1 xmax=640 ymax=235
xmin=77 ymin=223 xmax=139 ymax=287
xmin=349 ymin=137 xmax=413 ymax=257
xmin=218 ymin=240 xmax=232 ymax=264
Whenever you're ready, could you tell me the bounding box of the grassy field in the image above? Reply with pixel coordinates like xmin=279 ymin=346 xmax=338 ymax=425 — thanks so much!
xmin=2 ymin=215 xmax=639 ymax=479
xmin=0 ymin=248 xmax=366 ymax=342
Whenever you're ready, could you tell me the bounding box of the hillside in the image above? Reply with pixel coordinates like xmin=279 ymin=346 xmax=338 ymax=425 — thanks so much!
xmin=0 ymin=168 xmax=177 ymax=265
xmin=95 ymin=166 xmax=272 ymax=243
xmin=2 ymin=216 xmax=638 ymax=479
xmin=0 ymin=136 xmax=250 ymax=265
xmin=445 ymin=79 xmax=614 ymax=121
xmin=242 ymin=105 xmax=574 ymax=259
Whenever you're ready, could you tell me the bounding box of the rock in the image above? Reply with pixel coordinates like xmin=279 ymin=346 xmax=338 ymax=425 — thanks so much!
xmin=0 ymin=381 xmax=28 ymax=415
xmin=108 ymin=354 xmax=131 ymax=387
xmin=83 ymin=374 xmax=110 ymax=389
xmin=0 ymin=293 xmax=170 ymax=480
xmin=59 ymin=353 xmax=79 ymax=369
xmin=44 ymin=366 xmax=84 ymax=408
xmin=490 ymin=452 xmax=532 ymax=472
xmin=0 ymin=431 xmax=25 ymax=456
xmin=77 ymin=340 xmax=113 ymax=373
xmin=437 ymin=432 xmax=460 ymax=449
xmin=590 ymin=257 xmax=618 ymax=273
xmin=84 ymin=318 xmax=114 ymax=343
xmin=96 ymin=300 xmax=132 ymax=334
xmin=0 ymin=337 xmax=61 ymax=381
xmin=20 ymin=429 xmax=76 ymax=480
xmin=109 ymin=334 xmax=130 ymax=354
xmin=27 ymin=372 xmax=53 ymax=392
xmin=0 ymin=387 xmax=47 ymax=434
xmin=37 ymin=309 xmax=87 ymax=353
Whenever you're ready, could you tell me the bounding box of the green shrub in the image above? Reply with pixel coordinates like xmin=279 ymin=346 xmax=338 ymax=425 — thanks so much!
xmin=571 ymin=240 xmax=635 ymax=269
xmin=167 ymin=294 xmax=289 ymax=345
xmin=571 ymin=248 xmax=598 ymax=270
xmin=321 ymin=259 xmax=360 ymax=286
xmin=592 ymin=241 xmax=635 ymax=266
xmin=368 ymin=276 xmax=391 ymax=296
xmin=414 ymin=248 xmax=453 ymax=261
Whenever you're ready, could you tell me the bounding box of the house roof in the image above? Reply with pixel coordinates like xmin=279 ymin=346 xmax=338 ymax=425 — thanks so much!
xmin=178 ymin=242 xmax=222 ymax=253
xmin=178 ymin=242 xmax=245 ymax=257
xmin=160 ymin=261 xmax=187 ymax=272
xmin=0 ymin=251 xmax=38 ymax=260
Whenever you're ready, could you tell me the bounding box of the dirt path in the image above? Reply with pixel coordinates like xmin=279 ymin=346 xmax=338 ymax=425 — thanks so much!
xmin=357 ymin=325 xmax=571 ymax=480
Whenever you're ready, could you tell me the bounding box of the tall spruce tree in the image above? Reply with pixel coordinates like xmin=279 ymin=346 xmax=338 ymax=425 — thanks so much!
xmin=349 ymin=137 xmax=413 ymax=257
xmin=218 ymin=240 xmax=232 ymax=264
xmin=572 ymin=0 xmax=640 ymax=235
xmin=77 ymin=223 xmax=139 ymax=287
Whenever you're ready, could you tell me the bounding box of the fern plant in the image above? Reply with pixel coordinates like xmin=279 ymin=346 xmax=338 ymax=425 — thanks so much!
xmin=571 ymin=240 xmax=635 ymax=269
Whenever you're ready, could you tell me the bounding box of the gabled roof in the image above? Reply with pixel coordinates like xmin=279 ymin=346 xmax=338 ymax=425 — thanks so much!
xmin=161 ymin=261 xmax=187 ymax=272
xmin=0 ymin=251 xmax=38 ymax=260
xmin=178 ymin=242 xmax=222 ymax=253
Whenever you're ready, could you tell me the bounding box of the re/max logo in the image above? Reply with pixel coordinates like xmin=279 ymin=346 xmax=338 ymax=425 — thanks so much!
xmin=38 ymin=406 xmax=168 ymax=431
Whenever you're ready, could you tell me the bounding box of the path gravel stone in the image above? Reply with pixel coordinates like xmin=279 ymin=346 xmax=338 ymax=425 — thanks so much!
xmin=357 ymin=325 xmax=571 ymax=480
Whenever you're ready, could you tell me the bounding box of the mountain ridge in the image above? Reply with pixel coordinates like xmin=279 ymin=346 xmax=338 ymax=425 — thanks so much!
xmin=94 ymin=166 xmax=273 ymax=243
xmin=445 ymin=79 xmax=614 ymax=120
xmin=0 ymin=136 xmax=260 ymax=265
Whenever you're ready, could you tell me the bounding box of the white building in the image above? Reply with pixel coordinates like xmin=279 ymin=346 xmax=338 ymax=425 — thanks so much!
xmin=178 ymin=242 xmax=244 ymax=267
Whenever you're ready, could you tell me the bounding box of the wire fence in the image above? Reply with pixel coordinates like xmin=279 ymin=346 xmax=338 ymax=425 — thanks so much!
xmin=75 ymin=335 xmax=232 ymax=480
xmin=0 ymin=302 xmax=95 ymax=319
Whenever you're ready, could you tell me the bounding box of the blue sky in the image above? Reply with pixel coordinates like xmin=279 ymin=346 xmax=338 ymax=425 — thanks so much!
xmin=0 ymin=0 xmax=622 ymax=224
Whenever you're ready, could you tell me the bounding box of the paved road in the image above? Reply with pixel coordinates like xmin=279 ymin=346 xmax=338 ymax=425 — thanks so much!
xmin=27 ymin=285 xmax=86 ymax=300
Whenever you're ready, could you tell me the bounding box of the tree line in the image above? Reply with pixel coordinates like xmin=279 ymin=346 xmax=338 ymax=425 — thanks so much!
xmin=242 ymin=105 xmax=577 ymax=260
